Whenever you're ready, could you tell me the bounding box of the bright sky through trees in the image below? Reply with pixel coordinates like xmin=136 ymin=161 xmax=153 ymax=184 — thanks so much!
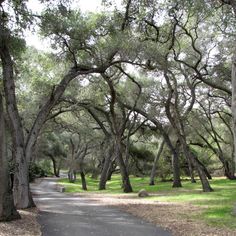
xmin=26 ymin=0 xmax=121 ymax=50
xmin=27 ymin=0 xmax=104 ymax=13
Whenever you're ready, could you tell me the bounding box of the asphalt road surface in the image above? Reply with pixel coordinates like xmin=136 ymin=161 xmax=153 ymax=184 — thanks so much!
xmin=31 ymin=178 xmax=172 ymax=236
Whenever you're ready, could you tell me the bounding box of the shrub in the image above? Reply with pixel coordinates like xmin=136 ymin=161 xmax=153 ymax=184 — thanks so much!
xmin=29 ymin=162 xmax=46 ymax=182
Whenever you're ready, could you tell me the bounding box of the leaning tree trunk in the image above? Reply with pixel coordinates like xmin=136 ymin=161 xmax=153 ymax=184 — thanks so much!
xmin=149 ymin=138 xmax=165 ymax=185
xmin=99 ymin=146 xmax=114 ymax=190
xmin=0 ymin=93 xmax=20 ymax=221
xmin=183 ymin=142 xmax=213 ymax=192
xmin=178 ymin=132 xmax=211 ymax=191
xmin=0 ymin=26 xmax=35 ymax=209
xmin=115 ymin=137 xmax=133 ymax=193
xmin=1 ymin=11 xmax=106 ymax=209
xmin=195 ymin=156 xmax=212 ymax=180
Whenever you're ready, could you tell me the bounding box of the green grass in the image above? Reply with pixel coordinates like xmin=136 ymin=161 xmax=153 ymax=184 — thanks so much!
xmin=58 ymin=176 xmax=236 ymax=229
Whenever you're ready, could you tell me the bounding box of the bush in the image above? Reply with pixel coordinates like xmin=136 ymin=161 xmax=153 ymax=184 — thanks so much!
xmin=29 ymin=159 xmax=53 ymax=182
xmin=29 ymin=162 xmax=46 ymax=182
xmin=39 ymin=159 xmax=52 ymax=175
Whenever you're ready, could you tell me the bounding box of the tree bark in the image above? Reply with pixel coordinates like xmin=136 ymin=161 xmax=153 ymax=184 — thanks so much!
xmin=172 ymin=140 xmax=182 ymax=188
xmin=194 ymin=156 xmax=212 ymax=180
xmin=186 ymin=157 xmax=196 ymax=183
xmin=224 ymin=160 xmax=236 ymax=180
xmin=231 ymin=52 xmax=236 ymax=170
xmin=56 ymin=158 xmax=62 ymax=177
xmin=80 ymin=172 xmax=87 ymax=191
xmin=0 ymin=7 xmax=110 ymax=208
xmin=49 ymin=155 xmax=60 ymax=177
xmin=149 ymin=138 xmax=165 ymax=185
xmin=183 ymin=143 xmax=213 ymax=192
xmin=0 ymin=25 xmax=35 ymax=209
xmin=68 ymin=170 xmax=76 ymax=183
xmin=78 ymin=153 xmax=87 ymax=190
xmin=159 ymin=132 xmax=182 ymax=187
xmin=195 ymin=133 xmax=233 ymax=180
xmin=99 ymin=145 xmax=114 ymax=190
xmin=221 ymin=0 xmax=236 ymax=174
xmin=0 ymin=93 xmax=20 ymax=221
xmin=115 ymin=137 xmax=133 ymax=193
xmin=106 ymin=160 xmax=116 ymax=181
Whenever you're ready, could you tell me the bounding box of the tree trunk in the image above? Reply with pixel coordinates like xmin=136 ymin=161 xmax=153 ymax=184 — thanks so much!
xmin=186 ymin=157 xmax=196 ymax=183
xmin=0 ymin=93 xmax=20 ymax=221
xmin=195 ymin=156 xmax=212 ymax=180
xmin=13 ymin=160 xmax=35 ymax=208
xmin=160 ymin=132 xmax=182 ymax=187
xmin=172 ymin=141 xmax=182 ymax=188
xmin=231 ymin=9 xmax=236 ymax=170
xmin=185 ymin=144 xmax=213 ymax=192
xmin=149 ymin=138 xmax=165 ymax=185
xmin=68 ymin=170 xmax=76 ymax=183
xmin=99 ymin=146 xmax=113 ymax=190
xmin=52 ymin=157 xmax=58 ymax=177
xmin=106 ymin=168 xmax=113 ymax=181
xmin=49 ymin=155 xmax=60 ymax=177
xmin=197 ymin=134 xmax=231 ymax=180
xmin=106 ymin=160 xmax=116 ymax=181
xmin=180 ymin=134 xmax=211 ymax=191
xmin=1 ymin=14 xmax=105 ymax=209
xmin=0 ymin=25 xmax=35 ymax=209
xmin=80 ymin=172 xmax=87 ymax=191
xmin=56 ymin=158 xmax=62 ymax=177
xmin=224 ymin=160 xmax=236 ymax=180
xmin=115 ymin=138 xmax=133 ymax=193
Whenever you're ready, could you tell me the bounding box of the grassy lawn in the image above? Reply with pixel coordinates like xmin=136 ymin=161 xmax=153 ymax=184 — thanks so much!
xmin=58 ymin=176 xmax=236 ymax=229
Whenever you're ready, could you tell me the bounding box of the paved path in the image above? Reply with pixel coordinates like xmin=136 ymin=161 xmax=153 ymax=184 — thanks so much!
xmin=31 ymin=178 xmax=172 ymax=236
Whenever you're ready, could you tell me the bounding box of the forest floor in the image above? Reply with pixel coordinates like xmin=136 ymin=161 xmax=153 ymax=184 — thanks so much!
xmin=75 ymin=192 xmax=236 ymax=236
xmin=59 ymin=176 xmax=236 ymax=236
xmin=0 ymin=208 xmax=41 ymax=236
xmin=1 ymin=176 xmax=235 ymax=236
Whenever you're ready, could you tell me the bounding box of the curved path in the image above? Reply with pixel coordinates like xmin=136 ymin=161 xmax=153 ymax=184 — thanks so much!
xmin=31 ymin=178 xmax=172 ymax=236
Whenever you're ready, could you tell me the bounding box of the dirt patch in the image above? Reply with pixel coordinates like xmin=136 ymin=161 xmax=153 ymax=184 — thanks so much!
xmin=74 ymin=193 xmax=236 ymax=236
xmin=0 ymin=208 xmax=41 ymax=236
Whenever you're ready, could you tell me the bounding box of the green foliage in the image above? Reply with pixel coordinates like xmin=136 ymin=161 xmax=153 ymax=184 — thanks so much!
xmin=29 ymin=160 xmax=53 ymax=182
xmin=2 ymin=1 xmax=235 ymax=227
xmin=29 ymin=162 xmax=46 ymax=182
xmin=39 ymin=159 xmax=53 ymax=175
xmin=156 ymin=155 xmax=172 ymax=181
xmin=130 ymin=145 xmax=155 ymax=161
xmin=9 ymin=35 xmax=26 ymax=59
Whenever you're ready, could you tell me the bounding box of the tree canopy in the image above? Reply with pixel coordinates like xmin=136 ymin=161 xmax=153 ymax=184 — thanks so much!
xmin=1 ymin=0 xmax=236 ymax=222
